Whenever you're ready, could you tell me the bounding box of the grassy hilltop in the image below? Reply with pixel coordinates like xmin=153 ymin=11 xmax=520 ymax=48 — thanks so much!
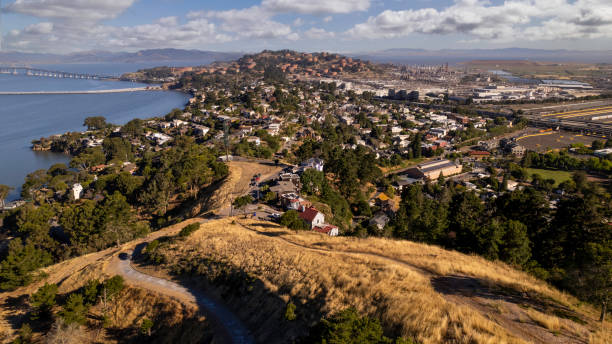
xmin=3 ymin=215 xmax=608 ymax=343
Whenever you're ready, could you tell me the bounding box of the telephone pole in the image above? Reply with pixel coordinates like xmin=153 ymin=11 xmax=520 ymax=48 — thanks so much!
xmin=223 ymin=120 xmax=230 ymax=161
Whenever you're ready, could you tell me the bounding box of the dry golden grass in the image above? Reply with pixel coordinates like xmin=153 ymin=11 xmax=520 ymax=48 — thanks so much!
xmin=206 ymin=161 xmax=282 ymax=212
xmin=526 ymin=308 xmax=561 ymax=332
xmin=144 ymin=217 xmax=609 ymax=344
xmin=152 ymin=218 xmax=534 ymax=343
xmin=88 ymin=287 xmax=211 ymax=344
xmin=205 ymin=162 xmax=242 ymax=210
xmin=0 ymin=217 xmax=206 ymax=342
xmin=270 ymin=225 xmax=574 ymax=307
xmin=2 ymin=208 xmax=609 ymax=344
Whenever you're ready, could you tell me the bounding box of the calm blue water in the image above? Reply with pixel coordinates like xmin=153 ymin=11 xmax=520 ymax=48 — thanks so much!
xmin=489 ymin=70 xmax=541 ymax=84
xmin=0 ymin=72 xmax=189 ymax=201
xmin=0 ymin=74 xmax=147 ymax=92
xmin=34 ymin=61 xmax=210 ymax=77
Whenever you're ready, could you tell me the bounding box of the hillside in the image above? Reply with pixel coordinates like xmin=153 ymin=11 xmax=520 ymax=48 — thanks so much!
xmin=353 ymin=48 xmax=612 ymax=64
xmin=0 ymin=49 xmax=241 ymax=64
xmin=1 ymin=215 xmax=609 ymax=343
xmin=127 ymin=50 xmax=385 ymax=84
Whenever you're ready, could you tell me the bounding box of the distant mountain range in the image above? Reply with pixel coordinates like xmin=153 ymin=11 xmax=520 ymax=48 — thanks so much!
xmin=350 ymin=48 xmax=612 ymax=64
xmin=1 ymin=47 xmax=611 ymax=66
xmin=0 ymin=48 xmax=242 ymax=65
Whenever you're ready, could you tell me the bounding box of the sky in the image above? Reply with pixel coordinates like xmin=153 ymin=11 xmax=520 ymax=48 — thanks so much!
xmin=1 ymin=0 xmax=612 ymax=54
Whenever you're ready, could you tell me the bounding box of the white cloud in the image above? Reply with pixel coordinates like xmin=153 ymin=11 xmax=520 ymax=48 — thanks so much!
xmin=23 ymin=22 xmax=54 ymax=35
xmin=4 ymin=17 xmax=232 ymax=52
xmin=157 ymin=16 xmax=179 ymax=27
xmin=262 ymin=0 xmax=370 ymax=14
xmin=189 ymin=6 xmax=295 ymax=40
xmin=293 ymin=18 xmax=304 ymax=27
xmin=304 ymin=27 xmax=336 ymax=39
xmin=346 ymin=0 xmax=612 ymax=42
xmin=5 ymin=0 xmax=136 ymax=21
xmin=323 ymin=16 xmax=333 ymax=23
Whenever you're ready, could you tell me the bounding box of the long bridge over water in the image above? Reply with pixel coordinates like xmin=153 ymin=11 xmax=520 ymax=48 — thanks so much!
xmin=0 ymin=86 xmax=162 ymax=95
xmin=0 ymin=66 xmax=113 ymax=80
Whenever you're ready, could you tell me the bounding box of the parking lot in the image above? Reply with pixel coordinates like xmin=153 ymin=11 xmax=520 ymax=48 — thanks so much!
xmin=516 ymin=131 xmax=596 ymax=152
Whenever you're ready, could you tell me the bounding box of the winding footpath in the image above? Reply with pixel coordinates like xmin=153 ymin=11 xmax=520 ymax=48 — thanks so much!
xmin=110 ymin=249 xmax=254 ymax=344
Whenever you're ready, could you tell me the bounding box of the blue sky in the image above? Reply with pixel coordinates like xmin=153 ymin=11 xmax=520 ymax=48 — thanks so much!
xmin=1 ymin=0 xmax=612 ymax=53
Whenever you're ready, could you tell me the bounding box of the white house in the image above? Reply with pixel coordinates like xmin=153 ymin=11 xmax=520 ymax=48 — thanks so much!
xmin=171 ymin=119 xmax=187 ymax=127
xmin=72 ymin=183 xmax=83 ymax=200
xmin=299 ymin=207 xmax=325 ymax=229
xmin=246 ymin=136 xmax=261 ymax=146
xmin=301 ymin=158 xmax=324 ymax=172
xmin=148 ymin=132 xmax=172 ymax=145
xmin=193 ymin=125 xmax=210 ymax=136
xmin=313 ymin=224 xmax=339 ymax=237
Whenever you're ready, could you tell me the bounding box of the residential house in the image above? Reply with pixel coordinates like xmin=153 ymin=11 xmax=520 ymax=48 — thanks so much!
xmin=369 ymin=212 xmax=390 ymax=231
xmin=281 ymin=193 xmax=311 ymax=210
xmin=340 ymin=116 xmax=354 ymax=125
xmin=147 ymin=132 xmax=172 ymax=145
xmin=122 ymin=162 xmax=138 ymax=175
xmin=429 ymin=127 xmax=448 ymax=138
xmin=71 ymin=183 xmax=83 ymax=200
xmin=193 ymin=125 xmax=210 ymax=136
xmin=299 ymin=207 xmax=325 ymax=229
xmin=393 ymin=175 xmax=423 ymax=191
xmin=171 ymin=119 xmax=187 ymax=127
xmin=390 ymin=126 xmax=403 ymax=134
xmin=267 ymin=123 xmax=281 ymax=135
xmin=270 ymin=181 xmax=299 ymax=197
xmin=301 ymin=158 xmax=324 ymax=172
xmin=313 ymin=225 xmax=339 ymax=237
xmin=247 ymin=136 xmax=261 ymax=146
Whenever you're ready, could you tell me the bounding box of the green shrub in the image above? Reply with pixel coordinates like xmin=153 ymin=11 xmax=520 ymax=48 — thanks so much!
xmin=179 ymin=223 xmax=201 ymax=237
xmin=30 ymin=283 xmax=58 ymax=320
xmin=60 ymin=294 xmax=87 ymax=325
xmin=141 ymin=318 xmax=154 ymax=336
xmin=307 ymin=308 xmax=415 ymax=344
xmin=103 ymin=275 xmax=125 ymax=298
xmin=146 ymin=240 xmax=160 ymax=253
xmin=280 ymin=210 xmax=307 ymax=231
xmin=83 ymin=279 xmax=100 ymax=306
xmin=285 ymin=302 xmax=297 ymax=321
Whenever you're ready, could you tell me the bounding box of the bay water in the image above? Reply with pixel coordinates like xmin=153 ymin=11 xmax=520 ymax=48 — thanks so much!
xmin=0 ymin=69 xmax=190 ymax=201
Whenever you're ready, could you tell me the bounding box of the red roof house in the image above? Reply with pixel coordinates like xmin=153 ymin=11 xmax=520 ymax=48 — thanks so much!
xmin=298 ymin=207 xmax=325 ymax=229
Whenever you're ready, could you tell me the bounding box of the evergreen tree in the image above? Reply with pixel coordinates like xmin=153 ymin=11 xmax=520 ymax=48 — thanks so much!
xmin=30 ymin=283 xmax=58 ymax=320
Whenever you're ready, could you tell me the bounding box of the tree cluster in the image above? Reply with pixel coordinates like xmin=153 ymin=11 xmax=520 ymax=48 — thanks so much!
xmin=390 ymin=176 xmax=611 ymax=320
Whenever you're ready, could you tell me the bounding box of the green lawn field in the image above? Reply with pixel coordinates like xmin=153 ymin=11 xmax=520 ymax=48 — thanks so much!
xmin=525 ymin=168 xmax=573 ymax=186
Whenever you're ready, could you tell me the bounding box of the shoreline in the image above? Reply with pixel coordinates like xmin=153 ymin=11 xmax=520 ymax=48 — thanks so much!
xmin=0 ymin=87 xmax=163 ymax=95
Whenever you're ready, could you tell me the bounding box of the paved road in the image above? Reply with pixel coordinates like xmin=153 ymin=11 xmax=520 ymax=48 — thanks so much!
xmin=114 ymin=250 xmax=254 ymax=344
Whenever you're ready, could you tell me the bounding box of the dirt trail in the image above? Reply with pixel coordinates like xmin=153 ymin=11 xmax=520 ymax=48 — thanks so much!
xmin=106 ymin=250 xmax=253 ymax=344
xmin=214 ymin=161 xmax=283 ymax=216
xmin=234 ymin=220 xmax=587 ymax=344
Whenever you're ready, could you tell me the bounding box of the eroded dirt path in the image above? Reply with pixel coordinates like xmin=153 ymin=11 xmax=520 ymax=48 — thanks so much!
xmin=107 ymin=250 xmax=254 ymax=344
